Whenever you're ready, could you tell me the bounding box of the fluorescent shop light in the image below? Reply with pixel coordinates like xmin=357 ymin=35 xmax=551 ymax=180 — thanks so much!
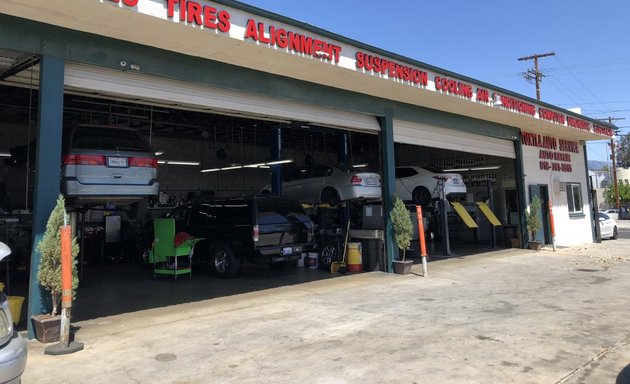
xmin=221 ymin=165 xmax=243 ymax=171
xmin=266 ymin=159 xmax=294 ymax=165
xmin=201 ymin=159 xmax=293 ymax=173
xmin=443 ymin=166 xmax=501 ymax=172
xmin=158 ymin=160 xmax=200 ymax=166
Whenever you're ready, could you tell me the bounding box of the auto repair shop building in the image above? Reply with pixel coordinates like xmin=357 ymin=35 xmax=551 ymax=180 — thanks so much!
xmin=0 ymin=0 xmax=615 ymax=337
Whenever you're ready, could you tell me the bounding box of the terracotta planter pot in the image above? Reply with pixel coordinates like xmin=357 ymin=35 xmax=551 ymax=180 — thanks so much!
xmin=393 ymin=260 xmax=414 ymax=275
xmin=31 ymin=314 xmax=61 ymax=343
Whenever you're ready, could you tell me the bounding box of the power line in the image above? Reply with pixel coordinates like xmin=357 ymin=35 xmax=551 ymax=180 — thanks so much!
xmin=553 ymin=56 xmax=610 ymax=114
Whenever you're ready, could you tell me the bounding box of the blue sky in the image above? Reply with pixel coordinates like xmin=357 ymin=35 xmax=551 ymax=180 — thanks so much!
xmin=239 ymin=0 xmax=630 ymax=164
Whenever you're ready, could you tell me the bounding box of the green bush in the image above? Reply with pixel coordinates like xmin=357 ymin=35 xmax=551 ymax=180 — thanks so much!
xmin=36 ymin=195 xmax=79 ymax=316
xmin=526 ymin=196 xmax=542 ymax=241
xmin=390 ymin=196 xmax=413 ymax=261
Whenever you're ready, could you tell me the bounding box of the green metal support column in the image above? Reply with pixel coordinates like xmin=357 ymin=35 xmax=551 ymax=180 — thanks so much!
xmin=514 ymin=138 xmax=528 ymax=248
xmin=378 ymin=109 xmax=396 ymax=272
xmin=26 ymin=55 xmax=65 ymax=339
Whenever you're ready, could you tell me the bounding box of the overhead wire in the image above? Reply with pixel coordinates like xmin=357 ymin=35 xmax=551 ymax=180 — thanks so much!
xmin=552 ymin=56 xmax=611 ymax=115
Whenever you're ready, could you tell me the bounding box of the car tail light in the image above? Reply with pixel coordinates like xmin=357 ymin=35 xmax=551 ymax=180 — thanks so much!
xmin=63 ymin=154 xmax=105 ymax=165
xmin=130 ymin=157 xmax=158 ymax=168
xmin=350 ymin=175 xmax=363 ymax=185
xmin=252 ymin=224 xmax=259 ymax=243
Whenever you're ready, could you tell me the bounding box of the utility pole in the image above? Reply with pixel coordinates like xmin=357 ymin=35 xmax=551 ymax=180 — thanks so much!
xmin=608 ymin=117 xmax=624 ymax=210
xmin=517 ymin=52 xmax=555 ymax=101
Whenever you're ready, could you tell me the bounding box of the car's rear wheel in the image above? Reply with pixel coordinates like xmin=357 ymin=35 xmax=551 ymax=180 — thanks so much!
xmin=211 ymin=244 xmax=240 ymax=278
xmin=321 ymin=187 xmax=340 ymax=206
xmin=412 ymin=186 xmax=432 ymax=207
xmin=318 ymin=240 xmax=338 ymax=270
xmin=612 ymin=226 xmax=618 ymax=240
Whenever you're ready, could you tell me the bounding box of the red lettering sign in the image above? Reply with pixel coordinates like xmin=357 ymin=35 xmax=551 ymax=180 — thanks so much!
xmin=355 ymin=52 xmax=428 ymax=86
xmin=538 ymin=108 xmax=566 ymax=125
xmin=110 ymin=0 xmax=139 ymax=6
xmin=166 ymin=0 xmax=231 ymax=32
xmin=567 ymin=116 xmax=591 ymax=131
xmin=494 ymin=94 xmax=536 ymax=116
xmin=476 ymin=88 xmax=490 ymax=102
xmin=245 ymin=19 xmax=341 ymax=63
xmin=593 ymin=123 xmax=614 ymax=137
xmin=434 ymin=76 xmax=473 ymax=99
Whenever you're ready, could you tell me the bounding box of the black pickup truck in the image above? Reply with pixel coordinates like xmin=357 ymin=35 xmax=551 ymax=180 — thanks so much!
xmin=168 ymin=195 xmax=315 ymax=277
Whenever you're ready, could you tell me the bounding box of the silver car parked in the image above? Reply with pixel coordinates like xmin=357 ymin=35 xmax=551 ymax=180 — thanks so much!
xmin=282 ymin=164 xmax=381 ymax=205
xmin=0 ymin=242 xmax=26 ymax=384
xmin=61 ymin=125 xmax=159 ymax=204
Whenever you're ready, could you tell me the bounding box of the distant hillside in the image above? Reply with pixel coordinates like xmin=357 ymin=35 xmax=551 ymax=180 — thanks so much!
xmin=588 ymin=160 xmax=609 ymax=171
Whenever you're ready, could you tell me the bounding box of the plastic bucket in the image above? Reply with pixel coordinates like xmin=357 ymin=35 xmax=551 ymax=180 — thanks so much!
xmin=347 ymin=242 xmax=363 ymax=272
xmin=297 ymin=253 xmax=306 ymax=268
xmin=306 ymin=252 xmax=319 ymax=269
xmin=7 ymin=296 xmax=24 ymax=325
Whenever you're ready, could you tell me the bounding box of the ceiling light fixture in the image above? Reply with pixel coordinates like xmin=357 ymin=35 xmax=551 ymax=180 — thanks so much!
xmin=201 ymin=159 xmax=293 ymax=173
xmin=442 ymin=168 xmax=469 ymax=172
xmin=0 ymin=152 xmax=10 ymax=157
xmin=443 ymin=165 xmax=501 ymax=172
xmin=243 ymin=162 xmax=268 ymax=168
xmin=266 ymin=159 xmax=294 ymax=166
xmin=352 ymin=163 xmax=368 ymax=168
xmin=157 ymin=160 xmax=200 ymax=166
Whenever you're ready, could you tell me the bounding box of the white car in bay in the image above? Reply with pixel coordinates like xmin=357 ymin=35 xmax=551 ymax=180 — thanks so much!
xmin=599 ymin=212 xmax=618 ymax=240
xmin=603 ymin=209 xmax=619 ymax=221
xmin=282 ymin=164 xmax=381 ymax=205
xmin=395 ymin=166 xmax=467 ymax=206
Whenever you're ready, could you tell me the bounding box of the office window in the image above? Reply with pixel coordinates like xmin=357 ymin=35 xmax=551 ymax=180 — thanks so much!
xmin=566 ymin=183 xmax=583 ymax=214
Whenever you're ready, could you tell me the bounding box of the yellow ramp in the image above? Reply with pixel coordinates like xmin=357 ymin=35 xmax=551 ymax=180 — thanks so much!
xmin=450 ymin=202 xmax=478 ymax=228
xmin=476 ymin=202 xmax=502 ymax=226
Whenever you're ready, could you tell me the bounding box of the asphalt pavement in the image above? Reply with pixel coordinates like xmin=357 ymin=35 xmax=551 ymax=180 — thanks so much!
xmin=21 ymin=221 xmax=630 ymax=383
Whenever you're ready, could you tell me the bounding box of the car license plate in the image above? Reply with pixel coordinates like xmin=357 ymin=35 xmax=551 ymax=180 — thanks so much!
xmin=282 ymin=247 xmax=293 ymax=255
xmin=365 ymin=177 xmax=376 ymax=185
xmin=107 ymin=157 xmax=128 ymax=167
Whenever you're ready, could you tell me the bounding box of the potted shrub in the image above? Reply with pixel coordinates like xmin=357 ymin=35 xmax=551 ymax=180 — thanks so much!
xmin=526 ymin=196 xmax=543 ymax=250
xmin=390 ymin=196 xmax=414 ymax=274
xmin=31 ymin=195 xmax=80 ymax=343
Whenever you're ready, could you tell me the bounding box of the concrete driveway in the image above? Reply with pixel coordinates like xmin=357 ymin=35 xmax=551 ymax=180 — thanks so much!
xmin=22 ymin=222 xmax=630 ymax=383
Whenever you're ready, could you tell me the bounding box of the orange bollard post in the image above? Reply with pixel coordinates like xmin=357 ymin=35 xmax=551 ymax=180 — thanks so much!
xmin=548 ymin=201 xmax=556 ymax=252
xmin=45 ymin=223 xmax=84 ymax=355
xmin=415 ymin=205 xmax=429 ymax=276
xmin=60 ymin=225 xmax=72 ymax=312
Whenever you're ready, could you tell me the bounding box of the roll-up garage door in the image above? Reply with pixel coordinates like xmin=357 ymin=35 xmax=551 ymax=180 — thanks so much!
xmin=64 ymin=63 xmax=380 ymax=133
xmin=393 ymin=119 xmax=515 ymax=159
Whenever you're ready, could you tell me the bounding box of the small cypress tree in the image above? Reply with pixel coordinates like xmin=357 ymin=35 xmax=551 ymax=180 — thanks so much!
xmin=390 ymin=196 xmax=413 ymax=261
xmin=36 ymin=195 xmax=79 ymax=316
xmin=526 ymin=196 xmax=542 ymax=242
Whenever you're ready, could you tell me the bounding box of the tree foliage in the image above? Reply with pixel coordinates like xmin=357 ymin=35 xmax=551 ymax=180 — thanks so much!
xmin=617 ymin=134 xmax=630 ymax=168
xmin=526 ymin=196 xmax=542 ymax=241
xmin=36 ymin=195 xmax=79 ymax=316
xmin=389 ymin=196 xmax=413 ymax=261
xmin=603 ymin=183 xmax=630 ymax=206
